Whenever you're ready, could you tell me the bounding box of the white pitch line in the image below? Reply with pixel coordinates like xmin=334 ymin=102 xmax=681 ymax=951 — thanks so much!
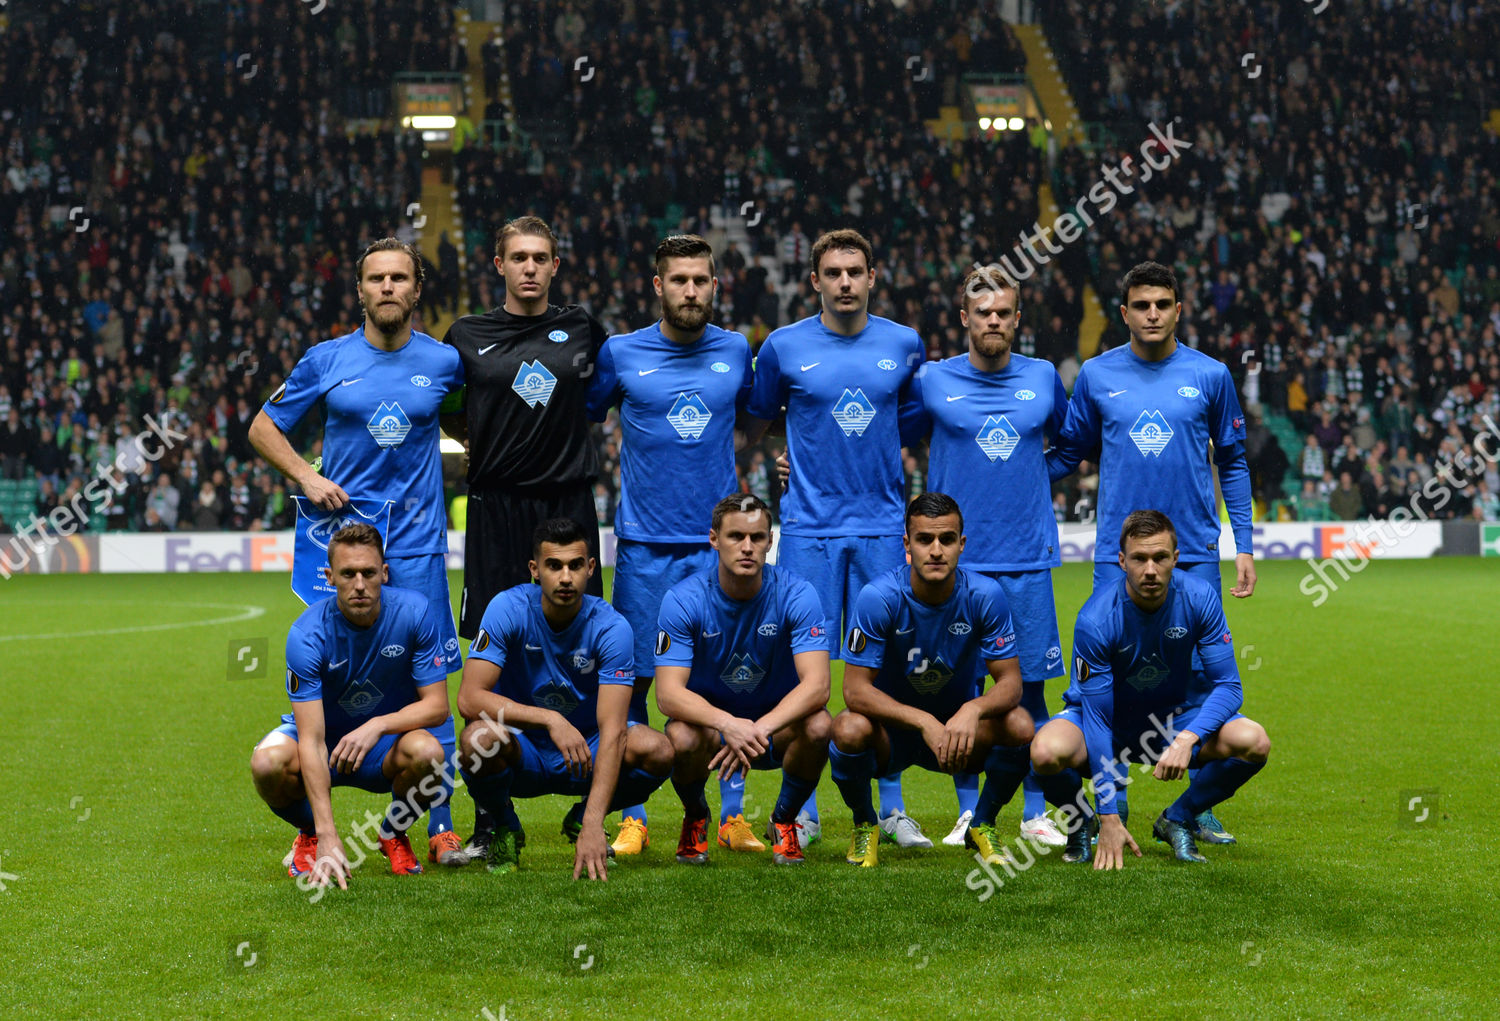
xmin=1 ymin=603 xmax=267 ymax=642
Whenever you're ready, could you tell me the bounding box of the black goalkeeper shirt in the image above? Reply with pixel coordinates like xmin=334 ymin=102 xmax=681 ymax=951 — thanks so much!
xmin=443 ymin=304 xmax=606 ymax=490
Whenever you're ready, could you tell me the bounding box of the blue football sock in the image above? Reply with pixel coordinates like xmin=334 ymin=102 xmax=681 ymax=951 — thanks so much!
xmin=877 ymin=772 xmax=905 ymax=817
xmin=270 ymin=797 xmax=314 ymax=834
xmin=620 ymin=804 xmax=647 ymax=824
xmin=773 ymin=771 xmax=819 ymax=824
xmin=462 ymin=767 xmax=514 ymax=824
xmin=828 ymin=743 xmax=878 ymax=825
xmin=953 ymin=772 xmax=979 ymax=816
xmin=672 ymin=776 xmax=710 ymax=819
xmin=426 ymin=755 xmax=456 ymax=836
xmin=1021 ymin=774 xmax=1046 ymax=820
xmin=1166 ymin=757 xmax=1264 ymax=825
xmin=800 ymin=789 xmax=819 ymax=822
xmin=1033 ymin=767 xmax=1089 ymax=822
xmin=611 ymin=768 xmax=670 ymax=814
xmin=719 ymin=772 xmax=746 ymax=822
xmin=974 ymin=746 xmax=1029 ymax=826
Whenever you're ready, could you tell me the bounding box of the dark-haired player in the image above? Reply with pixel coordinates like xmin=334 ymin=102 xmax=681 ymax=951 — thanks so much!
xmin=829 ymin=493 xmax=1082 ymax=868
xmin=249 ymin=239 xmax=467 ymax=867
xmin=744 ymin=228 xmax=925 ymax=847
xmin=1031 ymin=510 xmax=1271 ymax=868
xmin=456 ymin=518 xmax=674 ymax=879
xmin=654 ymin=495 xmax=832 ymax=866
xmin=250 ymin=524 xmax=457 ymax=887
xmin=441 ymin=216 xmax=610 ymax=860
xmin=586 ymin=235 xmax=756 ymax=855
xmin=1048 ymin=260 xmax=1257 ymax=844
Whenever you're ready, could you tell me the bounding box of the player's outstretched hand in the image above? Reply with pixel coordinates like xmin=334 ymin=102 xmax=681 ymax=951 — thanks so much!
xmin=708 ymin=744 xmax=754 ymax=780
xmin=1152 ymin=733 xmax=1196 ymax=781
xmin=775 ymin=449 xmax=791 ymax=492
xmin=1094 ymin=818 xmax=1140 ymax=871
xmin=547 ymin=717 xmax=593 ymax=778
xmin=1231 ymin=553 xmax=1257 ymax=598
xmin=301 ymin=474 xmax=350 ymax=511
xmin=573 ymin=828 xmax=610 ymax=881
xmin=329 ymin=720 xmax=383 ymax=774
xmin=938 ymin=705 xmax=980 ymax=772
xmin=312 ymin=832 xmax=351 ymax=889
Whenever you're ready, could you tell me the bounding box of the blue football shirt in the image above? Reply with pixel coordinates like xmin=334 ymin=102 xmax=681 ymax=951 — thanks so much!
xmin=263 ymin=327 xmax=464 ymax=557
xmin=285 ymin=585 xmax=451 ymax=744
xmin=586 ymin=323 xmax=754 ymax=543
xmin=655 ymin=564 xmax=828 ymax=718
xmin=1063 ymin=571 xmax=1242 ymax=813
xmin=747 ymin=314 xmax=923 ymax=537
xmin=905 ymin=353 xmax=1068 ymax=570
xmin=1051 ymin=343 xmax=1250 ymax=564
xmin=468 ymin=585 xmax=634 ymax=741
xmin=843 ymin=565 xmax=1017 ymax=723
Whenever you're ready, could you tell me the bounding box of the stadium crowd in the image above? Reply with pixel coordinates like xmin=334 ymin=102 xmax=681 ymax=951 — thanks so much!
xmin=2 ymin=0 xmax=1498 ymax=537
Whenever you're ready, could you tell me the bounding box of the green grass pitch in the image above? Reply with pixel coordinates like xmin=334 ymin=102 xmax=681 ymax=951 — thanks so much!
xmin=2 ymin=559 xmax=1494 ymax=1017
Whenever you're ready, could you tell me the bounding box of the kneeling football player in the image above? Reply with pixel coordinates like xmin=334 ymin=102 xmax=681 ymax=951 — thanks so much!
xmin=251 ymin=524 xmax=458 ymax=888
xmin=1031 ymin=510 xmax=1271 ymax=868
xmin=829 ymin=493 xmax=1089 ymax=868
xmin=457 ymin=518 xmax=674 ymax=879
xmin=654 ymin=495 xmax=832 ymax=866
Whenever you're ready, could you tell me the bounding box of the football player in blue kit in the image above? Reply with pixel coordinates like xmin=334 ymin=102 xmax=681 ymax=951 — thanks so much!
xmin=1048 ymin=260 xmax=1257 ymax=845
xmin=743 ymin=228 xmax=929 ymax=848
xmin=653 ymin=495 xmax=832 ymax=866
xmin=828 ymin=493 xmax=1088 ymax=868
xmin=1031 ymin=510 xmax=1271 ymax=867
xmin=249 ymin=238 xmax=467 ymax=867
xmin=456 ymin=518 xmax=674 ymax=879
xmin=900 ymin=264 xmax=1072 ymax=850
xmin=586 ymin=235 xmax=757 ymax=856
xmin=250 ymin=524 xmax=457 ymax=887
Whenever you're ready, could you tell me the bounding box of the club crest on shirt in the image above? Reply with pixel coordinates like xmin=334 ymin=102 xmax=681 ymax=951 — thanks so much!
xmin=512 ymin=360 xmax=558 ymax=408
xmin=1177 ymin=386 xmax=1200 ymax=399
xmin=877 ymin=359 xmax=898 ymax=370
xmin=1165 ymin=626 xmax=1189 ymax=639
xmin=907 ymin=660 xmax=954 ymax=695
xmin=367 ymin=402 xmax=412 ymax=448
xmin=570 ymin=651 xmax=596 ymax=673
xmin=535 ymin=682 xmax=580 ymax=716
xmin=710 ymin=361 xmax=731 ymax=373
xmin=666 ymin=392 xmax=713 ymax=440
xmin=831 ymin=388 xmax=877 ymax=437
xmin=1123 ymin=653 xmax=1170 ymax=692
xmin=338 ymin=678 xmax=381 ymax=716
xmin=548 ymin=329 xmax=569 ymax=343
xmin=1128 ymin=409 xmax=1174 ymax=456
xmin=757 ymin=622 xmax=778 ymax=637
xmin=720 ymin=653 xmax=766 ymax=693
xmin=1014 ymin=389 xmax=1037 ymax=401
xmin=975 ymin=414 xmax=1020 ymax=462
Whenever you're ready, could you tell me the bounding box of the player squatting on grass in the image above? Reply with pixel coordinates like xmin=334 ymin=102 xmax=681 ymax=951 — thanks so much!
xmin=963 ymin=710 xmax=1193 ymax=901
xmin=295 ymin=707 xmax=511 ymax=903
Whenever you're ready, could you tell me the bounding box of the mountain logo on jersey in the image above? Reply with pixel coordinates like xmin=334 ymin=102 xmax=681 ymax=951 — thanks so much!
xmin=1123 ymin=653 xmax=1170 ymax=692
xmin=877 ymin=359 xmax=898 ymax=370
xmin=570 ymin=651 xmax=596 ymax=674
xmin=380 ymin=644 xmax=405 ymax=658
xmin=367 ymin=402 xmax=412 ymax=447
xmin=1165 ymin=626 xmax=1189 ymax=639
xmin=711 ymin=361 xmax=731 ymax=373
xmin=831 ymin=388 xmax=877 ymax=436
xmin=1128 ymin=410 xmax=1174 ymax=456
xmin=548 ymin=329 xmax=569 ymax=343
xmin=666 ymin=392 xmax=713 ymax=440
xmin=410 ymin=375 xmax=432 ymax=388
xmin=975 ymin=414 xmax=1020 ymax=462
xmin=338 ymin=678 xmax=381 ymax=716
xmin=1015 ymin=389 xmax=1037 ymax=401
xmin=720 ymin=653 xmax=766 ymax=694
xmin=1177 ymin=386 xmax=1200 ymax=399
xmin=908 ymin=659 xmax=954 ymax=695
xmin=513 ymin=361 xmax=558 ymax=408
xmin=757 ymin=622 xmax=778 ymax=637
xmin=535 ymin=682 xmax=580 ymax=716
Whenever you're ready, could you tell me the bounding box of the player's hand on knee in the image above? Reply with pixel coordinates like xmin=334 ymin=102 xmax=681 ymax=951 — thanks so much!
xmin=329 ymin=721 xmax=381 ymax=773
xmin=302 ymin=475 xmax=349 ymax=511
xmin=312 ymin=833 xmax=351 ymax=889
xmin=718 ymin=717 xmax=769 ymax=762
xmin=708 ymin=745 xmax=752 ymax=780
xmin=548 ymin=718 xmax=592 ymax=778
xmin=1094 ymin=817 xmax=1140 ymax=871
xmin=940 ymin=706 xmax=979 ymax=771
xmin=1152 ymin=734 xmax=1195 ymax=781
xmin=573 ymin=829 xmax=610 ymax=882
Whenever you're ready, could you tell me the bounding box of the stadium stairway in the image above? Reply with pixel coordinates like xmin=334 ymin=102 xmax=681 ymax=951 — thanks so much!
xmin=1014 ymin=22 xmax=1106 ymax=360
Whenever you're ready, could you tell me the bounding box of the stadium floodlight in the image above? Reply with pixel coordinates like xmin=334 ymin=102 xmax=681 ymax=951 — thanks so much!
xmin=402 ymin=115 xmax=457 ymax=130
xmin=978 ymin=117 xmax=992 ymax=130
xmin=1007 ymin=117 xmax=1025 ymax=131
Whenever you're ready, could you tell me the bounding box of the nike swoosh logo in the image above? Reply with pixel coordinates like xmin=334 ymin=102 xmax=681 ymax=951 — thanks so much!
xmin=638 ymin=368 xmax=660 ymax=376
xmin=895 ymin=627 xmax=914 ymax=635
xmin=945 ymin=394 xmax=967 ymax=402
xmin=800 ymin=363 xmax=820 ymax=371
xmin=1118 ymin=645 xmax=1134 ymax=657
xmin=525 ymin=644 xmax=542 ymax=651
xmin=478 ymin=344 xmax=498 ymax=355
xmin=1109 ymin=389 xmax=1128 ymax=397
xmin=702 ymin=630 xmax=722 ymax=638
xmin=339 ymin=379 xmax=362 ymax=387
xmin=329 ymin=659 xmax=348 ymax=669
